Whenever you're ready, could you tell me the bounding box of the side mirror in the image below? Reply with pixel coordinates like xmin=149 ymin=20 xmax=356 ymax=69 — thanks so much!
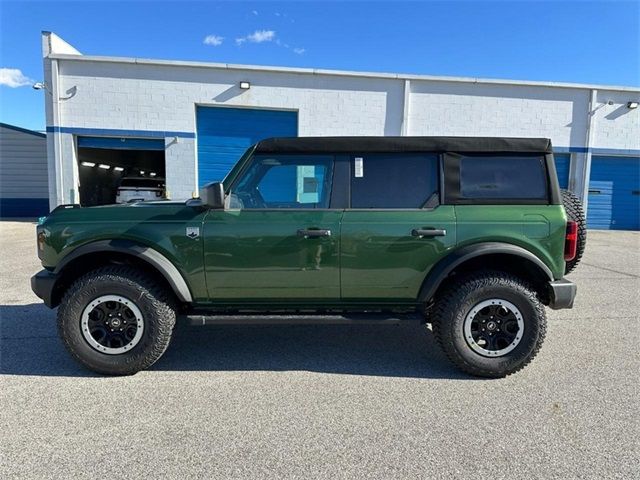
xmin=201 ymin=182 xmax=225 ymax=209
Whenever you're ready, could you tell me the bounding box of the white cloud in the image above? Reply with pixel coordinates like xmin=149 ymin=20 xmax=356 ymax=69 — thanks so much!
xmin=203 ymin=35 xmax=224 ymax=46
xmin=0 ymin=68 xmax=33 ymax=88
xmin=247 ymin=29 xmax=276 ymax=43
xmin=236 ymin=29 xmax=276 ymax=45
xmin=234 ymin=29 xmax=302 ymax=55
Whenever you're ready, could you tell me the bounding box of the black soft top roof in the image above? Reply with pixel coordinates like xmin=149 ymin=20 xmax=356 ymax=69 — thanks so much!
xmin=254 ymin=136 xmax=553 ymax=154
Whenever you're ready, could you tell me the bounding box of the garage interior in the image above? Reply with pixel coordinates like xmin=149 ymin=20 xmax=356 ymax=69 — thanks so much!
xmin=77 ymin=137 xmax=166 ymax=206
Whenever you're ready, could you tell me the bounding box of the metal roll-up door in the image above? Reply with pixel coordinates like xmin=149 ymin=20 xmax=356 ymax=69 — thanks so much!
xmin=554 ymin=154 xmax=570 ymax=189
xmin=587 ymin=155 xmax=640 ymax=230
xmin=196 ymin=107 xmax=298 ymax=187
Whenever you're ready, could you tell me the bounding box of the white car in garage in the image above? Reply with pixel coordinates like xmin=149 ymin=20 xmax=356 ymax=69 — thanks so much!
xmin=115 ymin=177 xmax=166 ymax=204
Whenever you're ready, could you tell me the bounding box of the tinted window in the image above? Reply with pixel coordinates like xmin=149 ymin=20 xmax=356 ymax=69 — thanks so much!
xmin=231 ymin=155 xmax=333 ymax=209
xmin=460 ymin=155 xmax=547 ymax=199
xmin=350 ymin=154 xmax=438 ymax=208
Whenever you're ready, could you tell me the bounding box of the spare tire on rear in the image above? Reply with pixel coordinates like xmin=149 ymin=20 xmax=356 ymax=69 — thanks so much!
xmin=561 ymin=189 xmax=586 ymax=274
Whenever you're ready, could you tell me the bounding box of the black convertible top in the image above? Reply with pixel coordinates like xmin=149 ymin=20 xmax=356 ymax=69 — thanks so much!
xmin=254 ymin=136 xmax=553 ymax=154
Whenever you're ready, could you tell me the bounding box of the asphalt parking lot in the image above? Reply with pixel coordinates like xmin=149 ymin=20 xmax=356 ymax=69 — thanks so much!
xmin=1 ymin=220 xmax=638 ymax=479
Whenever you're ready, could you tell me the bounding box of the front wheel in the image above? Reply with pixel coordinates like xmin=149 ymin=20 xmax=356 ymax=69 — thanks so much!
xmin=57 ymin=266 xmax=176 ymax=375
xmin=431 ymin=272 xmax=546 ymax=378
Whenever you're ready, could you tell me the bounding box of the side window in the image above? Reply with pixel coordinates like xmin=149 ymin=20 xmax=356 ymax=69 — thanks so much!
xmin=459 ymin=155 xmax=547 ymax=200
xmin=231 ymin=155 xmax=333 ymax=209
xmin=350 ymin=153 xmax=438 ymax=208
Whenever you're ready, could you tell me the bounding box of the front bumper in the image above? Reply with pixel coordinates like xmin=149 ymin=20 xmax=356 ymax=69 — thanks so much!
xmin=548 ymin=279 xmax=577 ymax=310
xmin=31 ymin=269 xmax=58 ymax=308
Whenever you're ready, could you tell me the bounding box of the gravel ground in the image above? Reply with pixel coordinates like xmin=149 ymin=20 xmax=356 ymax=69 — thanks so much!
xmin=1 ymin=220 xmax=638 ymax=479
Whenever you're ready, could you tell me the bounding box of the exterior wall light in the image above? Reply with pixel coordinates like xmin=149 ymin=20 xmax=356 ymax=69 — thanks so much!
xmin=627 ymin=102 xmax=639 ymax=109
xmin=98 ymin=164 xmax=110 ymax=169
xmin=32 ymin=81 xmax=76 ymax=99
xmin=114 ymin=166 xmax=124 ymax=172
xmin=81 ymin=162 xmax=96 ymax=167
xmin=239 ymin=81 xmax=251 ymax=90
xmin=32 ymin=82 xmax=49 ymax=91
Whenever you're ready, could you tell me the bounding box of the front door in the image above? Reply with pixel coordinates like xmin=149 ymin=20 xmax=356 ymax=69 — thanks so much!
xmin=203 ymin=153 xmax=341 ymax=302
xmin=340 ymin=153 xmax=456 ymax=301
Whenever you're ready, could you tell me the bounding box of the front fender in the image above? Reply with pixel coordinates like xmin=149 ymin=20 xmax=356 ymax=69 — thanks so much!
xmin=54 ymin=239 xmax=193 ymax=303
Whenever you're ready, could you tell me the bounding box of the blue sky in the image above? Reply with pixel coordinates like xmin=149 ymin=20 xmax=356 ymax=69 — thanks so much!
xmin=1 ymin=0 xmax=638 ymax=131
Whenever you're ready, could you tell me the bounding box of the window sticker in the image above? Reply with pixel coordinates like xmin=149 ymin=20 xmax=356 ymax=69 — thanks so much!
xmin=354 ymin=157 xmax=364 ymax=178
xmin=296 ymin=165 xmax=321 ymax=203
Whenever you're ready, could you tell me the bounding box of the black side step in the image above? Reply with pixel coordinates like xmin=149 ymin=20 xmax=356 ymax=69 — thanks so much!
xmin=180 ymin=312 xmax=425 ymax=326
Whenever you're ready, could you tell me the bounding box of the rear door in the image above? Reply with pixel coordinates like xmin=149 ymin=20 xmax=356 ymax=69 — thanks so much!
xmin=340 ymin=153 xmax=456 ymax=301
xmin=203 ymin=153 xmax=342 ymax=301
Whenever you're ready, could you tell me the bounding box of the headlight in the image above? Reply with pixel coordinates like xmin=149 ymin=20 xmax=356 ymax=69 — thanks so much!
xmin=37 ymin=230 xmax=46 ymax=252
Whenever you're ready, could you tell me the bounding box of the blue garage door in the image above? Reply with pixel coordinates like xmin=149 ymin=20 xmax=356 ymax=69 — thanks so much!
xmin=554 ymin=154 xmax=570 ymax=189
xmin=196 ymin=107 xmax=298 ymax=186
xmin=587 ymin=155 xmax=640 ymax=230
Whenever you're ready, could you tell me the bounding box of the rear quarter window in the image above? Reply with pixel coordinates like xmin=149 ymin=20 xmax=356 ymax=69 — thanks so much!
xmin=452 ymin=154 xmax=548 ymax=203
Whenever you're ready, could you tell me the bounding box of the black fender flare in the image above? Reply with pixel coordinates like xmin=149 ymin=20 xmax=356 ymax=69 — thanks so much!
xmin=418 ymin=242 xmax=553 ymax=303
xmin=54 ymin=239 xmax=193 ymax=303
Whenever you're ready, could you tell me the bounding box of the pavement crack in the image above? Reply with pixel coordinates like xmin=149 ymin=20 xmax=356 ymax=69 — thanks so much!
xmin=581 ymin=262 xmax=640 ymax=279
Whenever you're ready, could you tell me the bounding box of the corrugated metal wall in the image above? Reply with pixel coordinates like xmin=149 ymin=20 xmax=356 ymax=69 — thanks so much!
xmin=0 ymin=124 xmax=49 ymax=217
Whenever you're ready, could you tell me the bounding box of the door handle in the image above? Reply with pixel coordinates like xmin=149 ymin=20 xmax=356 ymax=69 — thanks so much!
xmin=297 ymin=228 xmax=332 ymax=238
xmin=411 ymin=228 xmax=446 ymax=238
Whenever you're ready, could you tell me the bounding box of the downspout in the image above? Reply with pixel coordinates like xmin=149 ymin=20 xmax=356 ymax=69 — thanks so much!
xmin=400 ymin=79 xmax=411 ymax=136
xmin=51 ymin=58 xmax=66 ymax=205
xmin=581 ymin=89 xmax=598 ymax=212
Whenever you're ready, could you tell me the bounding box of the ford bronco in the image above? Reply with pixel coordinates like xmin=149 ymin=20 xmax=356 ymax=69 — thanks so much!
xmin=31 ymin=136 xmax=585 ymax=377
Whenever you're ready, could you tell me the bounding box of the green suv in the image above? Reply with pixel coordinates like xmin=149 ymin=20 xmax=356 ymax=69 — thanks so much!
xmin=31 ymin=136 xmax=584 ymax=377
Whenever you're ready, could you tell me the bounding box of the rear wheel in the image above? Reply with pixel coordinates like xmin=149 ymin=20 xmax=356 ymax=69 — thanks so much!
xmin=431 ymin=271 xmax=546 ymax=378
xmin=57 ymin=266 xmax=176 ymax=375
xmin=561 ymin=189 xmax=586 ymax=274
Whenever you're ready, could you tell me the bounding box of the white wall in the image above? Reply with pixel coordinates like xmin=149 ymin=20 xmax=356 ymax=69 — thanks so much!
xmin=407 ymin=81 xmax=590 ymax=148
xmin=592 ymin=90 xmax=640 ymax=153
xmin=56 ymin=61 xmax=403 ymax=136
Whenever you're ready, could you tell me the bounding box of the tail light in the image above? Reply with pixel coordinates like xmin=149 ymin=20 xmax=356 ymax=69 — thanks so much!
xmin=564 ymin=221 xmax=578 ymax=261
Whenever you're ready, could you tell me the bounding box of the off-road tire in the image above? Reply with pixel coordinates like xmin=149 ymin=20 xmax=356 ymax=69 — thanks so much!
xmin=57 ymin=266 xmax=176 ymax=375
xmin=561 ymin=189 xmax=586 ymax=274
xmin=431 ymin=271 xmax=546 ymax=378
